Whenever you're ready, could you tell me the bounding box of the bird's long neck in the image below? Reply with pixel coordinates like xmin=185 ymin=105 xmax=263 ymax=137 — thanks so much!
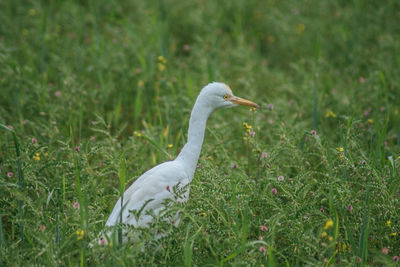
xmin=175 ymin=98 xmax=212 ymax=180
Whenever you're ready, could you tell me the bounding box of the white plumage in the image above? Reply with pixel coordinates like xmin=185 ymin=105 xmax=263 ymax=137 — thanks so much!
xmin=106 ymin=161 xmax=188 ymax=228
xmin=103 ymin=82 xmax=258 ymax=244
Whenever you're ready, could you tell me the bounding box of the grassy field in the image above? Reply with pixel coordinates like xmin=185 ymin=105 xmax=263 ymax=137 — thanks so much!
xmin=1 ymin=0 xmax=400 ymax=265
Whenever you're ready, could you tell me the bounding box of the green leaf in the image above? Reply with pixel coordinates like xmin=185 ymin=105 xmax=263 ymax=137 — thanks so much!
xmin=119 ymin=154 xmax=127 ymax=195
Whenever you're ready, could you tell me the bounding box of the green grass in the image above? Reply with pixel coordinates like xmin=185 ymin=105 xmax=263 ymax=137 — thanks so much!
xmin=1 ymin=0 xmax=400 ymax=265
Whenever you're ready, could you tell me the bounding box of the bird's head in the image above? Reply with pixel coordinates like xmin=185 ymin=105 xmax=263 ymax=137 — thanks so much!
xmin=199 ymin=82 xmax=259 ymax=110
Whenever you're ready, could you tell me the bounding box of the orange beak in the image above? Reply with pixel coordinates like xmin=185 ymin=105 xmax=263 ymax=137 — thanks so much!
xmin=230 ymin=96 xmax=260 ymax=108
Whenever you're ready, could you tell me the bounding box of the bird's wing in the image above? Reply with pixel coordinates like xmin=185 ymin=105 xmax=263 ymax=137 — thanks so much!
xmin=105 ymin=160 xmax=189 ymax=227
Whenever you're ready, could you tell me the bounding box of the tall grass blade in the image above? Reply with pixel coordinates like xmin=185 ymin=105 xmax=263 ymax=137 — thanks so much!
xmin=325 ymin=249 xmax=338 ymax=267
xmin=134 ymin=84 xmax=144 ymax=129
xmin=0 ymin=123 xmax=13 ymax=132
xmin=141 ymin=134 xmax=170 ymax=159
xmin=342 ymin=212 xmax=358 ymax=256
xmin=183 ymin=223 xmax=193 ymax=267
xmin=0 ymin=214 xmax=4 ymax=247
xmin=333 ymin=209 xmax=339 ymax=240
xmin=267 ymin=245 xmax=276 ymax=267
xmin=359 ymin=185 xmax=370 ymax=265
xmin=62 ymin=173 xmax=66 ymax=203
xmin=119 ymin=154 xmax=126 ymax=245
xmin=79 ymin=100 xmax=84 ymax=141
xmin=342 ymin=135 xmax=347 ymax=181
xmin=312 ymin=74 xmax=319 ymax=129
xmin=55 ymin=209 xmax=60 ymax=245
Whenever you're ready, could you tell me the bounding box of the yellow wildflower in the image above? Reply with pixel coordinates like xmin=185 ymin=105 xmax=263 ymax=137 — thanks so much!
xmin=368 ymin=119 xmax=373 ymax=124
xmin=33 ymin=153 xmax=41 ymax=161
xmin=137 ymin=80 xmax=144 ymax=87
xmin=243 ymin=122 xmax=252 ymax=130
xmin=391 ymin=232 xmax=397 ymax=237
xmin=250 ymin=107 xmax=257 ymax=112
xmin=296 ymin=24 xmax=305 ymax=35
xmin=76 ymin=229 xmax=85 ymax=240
xmin=167 ymin=144 xmax=173 ymax=148
xmin=28 ymin=9 xmax=36 ymax=16
xmin=324 ymin=220 xmax=334 ymax=230
xmin=157 ymin=56 xmax=167 ymax=64
xmin=328 ymin=236 xmax=333 ymax=242
xmin=386 ymin=220 xmax=391 ymax=228
xmin=157 ymin=63 xmax=166 ymax=72
xmin=321 ymin=231 xmax=327 ymax=238
xmin=200 ymin=212 xmax=207 ymax=217
xmin=336 ymin=147 xmax=344 ymax=152
xmin=133 ymin=131 xmax=141 ymax=137
xmin=342 ymin=243 xmax=347 ymax=252
xmin=325 ymin=110 xmax=336 ymax=118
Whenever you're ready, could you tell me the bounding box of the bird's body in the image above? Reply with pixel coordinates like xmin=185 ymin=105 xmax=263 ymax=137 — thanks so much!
xmin=106 ymin=160 xmax=189 ymax=228
xmin=103 ymin=82 xmax=258 ymax=244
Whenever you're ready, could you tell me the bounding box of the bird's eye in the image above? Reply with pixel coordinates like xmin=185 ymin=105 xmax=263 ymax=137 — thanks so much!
xmin=223 ymin=94 xmax=230 ymax=100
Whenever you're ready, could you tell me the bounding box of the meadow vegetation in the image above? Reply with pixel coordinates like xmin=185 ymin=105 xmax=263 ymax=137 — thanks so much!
xmin=0 ymin=0 xmax=400 ymax=265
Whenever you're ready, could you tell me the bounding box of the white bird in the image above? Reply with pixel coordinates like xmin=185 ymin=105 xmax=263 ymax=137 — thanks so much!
xmin=103 ymin=82 xmax=259 ymax=244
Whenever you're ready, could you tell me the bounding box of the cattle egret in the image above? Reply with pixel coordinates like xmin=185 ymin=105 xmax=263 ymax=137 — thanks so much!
xmin=103 ymin=82 xmax=259 ymax=243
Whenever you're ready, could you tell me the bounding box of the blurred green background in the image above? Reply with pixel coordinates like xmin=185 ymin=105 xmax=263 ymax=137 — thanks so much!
xmin=1 ymin=0 xmax=399 ymax=142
